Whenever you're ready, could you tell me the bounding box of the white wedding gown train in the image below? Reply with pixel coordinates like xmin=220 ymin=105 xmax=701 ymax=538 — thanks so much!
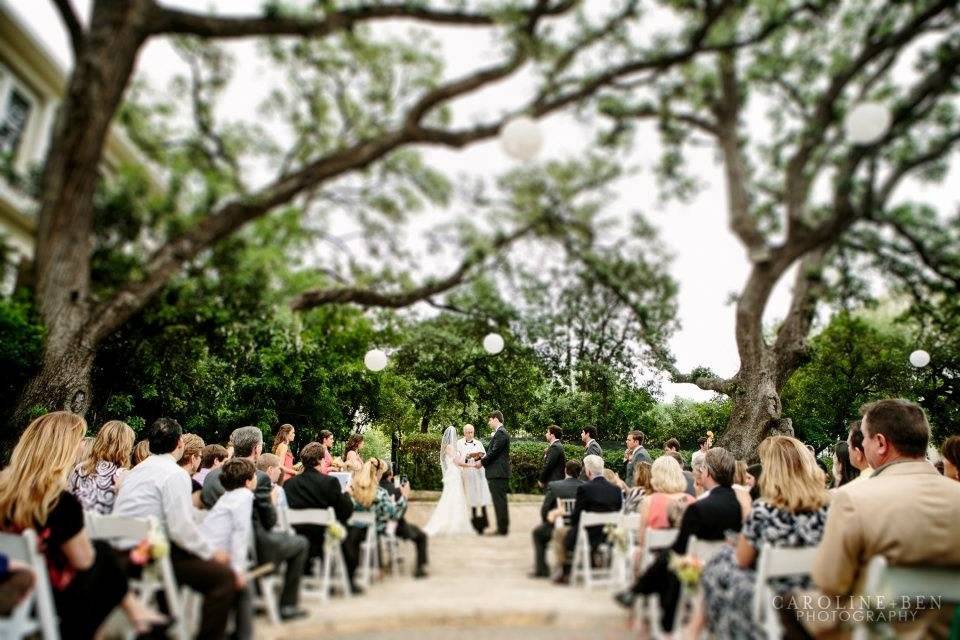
xmin=424 ymin=450 xmax=474 ymax=537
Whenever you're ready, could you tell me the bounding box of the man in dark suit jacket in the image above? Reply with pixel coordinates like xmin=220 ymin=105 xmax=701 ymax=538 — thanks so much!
xmin=616 ymin=447 xmax=743 ymax=631
xmin=539 ymin=425 xmax=566 ymax=487
xmin=559 ymin=454 xmax=622 ymax=582
xmin=530 ymin=460 xmax=582 ymax=578
xmin=283 ymin=442 xmax=358 ymax=581
xmin=203 ymin=426 xmax=309 ymax=620
xmin=579 ymin=426 xmax=603 ymax=480
xmin=480 ymin=410 xmax=511 ymax=535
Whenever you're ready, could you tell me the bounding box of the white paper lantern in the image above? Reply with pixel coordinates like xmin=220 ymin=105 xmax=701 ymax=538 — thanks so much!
xmin=364 ymin=348 xmax=388 ymax=372
xmin=909 ymin=349 xmax=930 ymax=368
xmin=499 ymin=116 xmax=543 ymax=161
xmin=843 ymin=102 xmax=892 ymax=145
xmin=483 ymin=333 xmax=505 ymax=355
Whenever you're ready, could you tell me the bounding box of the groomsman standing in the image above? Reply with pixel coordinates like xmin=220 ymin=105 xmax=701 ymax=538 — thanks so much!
xmin=539 ymin=425 xmax=566 ymax=487
xmin=579 ymin=426 xmax=602 ymax=480
xmin=623 ymin=430 xmax=652 ymax=487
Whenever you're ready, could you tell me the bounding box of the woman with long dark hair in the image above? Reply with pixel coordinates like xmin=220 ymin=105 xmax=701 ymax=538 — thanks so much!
xmin=272 ymin=423 xmax=298 ymax=483
xmin=832 ymin=441 xmax=859 ymax=488
xmin=342 ymin=434 xmax=364 ymax=473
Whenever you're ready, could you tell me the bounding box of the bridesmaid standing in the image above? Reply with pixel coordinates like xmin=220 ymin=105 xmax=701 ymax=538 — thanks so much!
xmin=272 ymin=423 xmax=298 ymax=484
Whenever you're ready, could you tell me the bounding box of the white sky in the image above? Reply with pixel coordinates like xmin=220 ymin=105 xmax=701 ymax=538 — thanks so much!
xmin=12 ymin=1 xmax=957 ymax=402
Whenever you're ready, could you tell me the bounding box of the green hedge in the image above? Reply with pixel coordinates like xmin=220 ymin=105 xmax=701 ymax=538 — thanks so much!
xmin=396 ymin=432 xmax=665 ymax=493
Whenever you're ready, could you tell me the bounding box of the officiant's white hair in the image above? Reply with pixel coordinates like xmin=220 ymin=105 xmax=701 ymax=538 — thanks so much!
xmin=583 ymin=454 xmax=604 ymax=478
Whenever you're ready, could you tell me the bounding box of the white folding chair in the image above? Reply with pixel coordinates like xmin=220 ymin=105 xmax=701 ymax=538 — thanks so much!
xmin=631 ymin=528 xmax=680 ymax=631
xmin=84 ymin=513 xmax=190 ymax=640
xmin=612 ymin=514 xmax=643 ymax=588
xmin=284 ymin=507 xmax=351 ymax=601
xmin=851 ymin=556 xmax=960 ymax=640
xmin=381 ymin=520 xmax=405 ymax=577
xmin=654 ymin=536 xmax=729 ymax=638
xmin=348 ymin=512 xmax=379 ymax=588
xmin=247 ymin=530 xmax=281 ymax=625
xmin=569 ymin=511 xmax=623 ymax=589
xmin=0 ymin=529 xmax=59 ymax=640
xmin=752 ymin=544 xmax=820 ymax=640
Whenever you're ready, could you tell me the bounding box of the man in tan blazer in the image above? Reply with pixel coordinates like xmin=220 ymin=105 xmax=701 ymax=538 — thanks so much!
xmin=781 ymin=399 xmax=960 ymax=639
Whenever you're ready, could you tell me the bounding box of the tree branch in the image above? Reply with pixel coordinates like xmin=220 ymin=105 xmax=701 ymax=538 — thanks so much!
xmin=783 ymin=0 xmax=954 ymax=233
xmin=50 ymin=0 xmax=85 ymax=56
xmin=151 ymin=1 xmax=575 ymax=39
xmin=288 ymin=215 xmax=549 ymax=311
xmin=772 ymin=247 xmax=827 ymax=388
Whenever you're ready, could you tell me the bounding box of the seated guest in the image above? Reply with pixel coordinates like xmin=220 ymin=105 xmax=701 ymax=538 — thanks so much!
xmin=623 ymin=461 xmax=652 ymax=514
xmin=941 ymin=435 xmax=959 ymax=481
xmin=115 ymin=418 xmax=236 ymax=638
xmin=282 ymin=442 xmax=361 ymax=590
xmin=380 ymin=463 xmax=428 ymax=578
xmin=0 ymin=553 xmax=34 ymax=617
xmin=746 ymin=463 xmax=762 ymax=501
xmin=701 ymin=436 xmax=829 ymax=639
xmin=319 ymin=430 xmax=335 ymax=474
xmin=663 ymin=450 xmax=696 ymax=496
xmin=557 ymin=455 xmax=622 ymax=584
xmin=195 ymin=444 xmax=228 ymax=487
xmin=636 ymin=456 xmax=695 ymax=547
xmin=3 ymin=412 xmax=164 ymax=639
xmin=131 ymin=439 xmax=151 ymax=467
xmin=531 ymin=460 xmax=583 ymax=579
xmin=200 ymin=459 xmax=257 ymax=640
xmin=177 ymin=433 xmax=205 ymax=507
xmin=69 ymin=419 xmax=135 ymax=514
xmin=257 ymin=453 xmax=287 ymax=511
xmin=602 ymin=468 xmax=628 ymax=493
xmin=690 ymin=436 xmax=709 ymax=470
xmin=733 ymin=460 xmax=748 ymax=487
xmin=831 ymin=441 xmax=858 ymax=488
xmin=351 ymin=459 xmax=404 ymax=533
xmin=845 ymin=419 xmax=873 ymax=482
xmin=616 ymin=447 xmax=743 ymax=634
xmin=203 ymin=426 xmax=308 ymax=620
xmin=780 ymin=399 xmax=960 ymax=639
xmin=342 ymin=434 xmax=364 ymax=473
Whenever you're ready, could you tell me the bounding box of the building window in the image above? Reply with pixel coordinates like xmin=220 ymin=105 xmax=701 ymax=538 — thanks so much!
xmin=0 ymin=87 xmax=31 ymax=159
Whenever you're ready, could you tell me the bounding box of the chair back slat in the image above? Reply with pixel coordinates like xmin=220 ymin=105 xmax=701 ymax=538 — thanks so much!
xmin=348 ymin=512 xmax=376 ymax=526
xmin=558 ymin=498 xmax=577 ymax=515
xmin=85 ymin=513 xmax=152 ymax=540
xmin=580 ymin=511 xmax=622 ymax=528
xmin=759 ymin=545 xmax=819 ymax=578
xmin=686 ymin=537 xmax=726 ymax=563
xmin=285 ymin=507 xmax=336 ymax=526
xmin=645 ymin=527 xmax=679 ymax=550
xmin=0 ymin=529 xmax=60 ymax=640
xmin=865 ymin=555 xmax=960 ymax=601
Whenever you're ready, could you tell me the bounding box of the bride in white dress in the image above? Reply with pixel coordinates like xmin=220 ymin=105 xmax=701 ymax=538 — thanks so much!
xmin=423 ymin=426 xmax=474 ymax=536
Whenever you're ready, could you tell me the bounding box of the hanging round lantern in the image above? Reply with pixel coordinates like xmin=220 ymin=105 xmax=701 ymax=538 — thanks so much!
xmin=843 ymin=102 xmax=892 ymax=145
xmin=909 ymin=349 xmax=930 ymax=368
xmin=364 ymin=348 xmax=388 ymax=372
xmin=483 ymin=333 xmax=505 ymax=355
xmin=499 ymin=116 xmax=543 ymax=161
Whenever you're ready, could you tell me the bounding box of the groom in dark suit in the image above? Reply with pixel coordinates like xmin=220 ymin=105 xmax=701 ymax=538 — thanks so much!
xmin=480 ymin=410 xmax=511 ymax=535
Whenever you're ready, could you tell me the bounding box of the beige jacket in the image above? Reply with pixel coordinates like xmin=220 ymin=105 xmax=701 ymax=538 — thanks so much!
xmin=813 ymin=459 xmax=960 ymax=596
xmin=804 ymin=460 xmax=960 ymax=639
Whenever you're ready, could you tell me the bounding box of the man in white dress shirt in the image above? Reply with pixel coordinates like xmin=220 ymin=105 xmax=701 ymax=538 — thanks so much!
xmin=457 ymin=424 xmax=492 ymax=534
xmin=114 ymin=418 xmax=236 ymax=639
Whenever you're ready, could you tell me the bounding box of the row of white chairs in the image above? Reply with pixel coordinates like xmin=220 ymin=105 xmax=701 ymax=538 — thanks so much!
xmin=0 ymin=504 xmax=412 ymax=639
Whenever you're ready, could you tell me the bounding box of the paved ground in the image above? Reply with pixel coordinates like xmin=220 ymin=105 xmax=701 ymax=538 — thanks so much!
xmin=257 ymin=499 xmax=634 ymax=640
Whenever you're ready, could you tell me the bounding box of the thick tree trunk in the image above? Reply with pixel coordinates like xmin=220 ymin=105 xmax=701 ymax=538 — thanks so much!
xmin=12 ymin=2 xmax=149 ymax=427
xmin=720 ymin=362 xmax=795 ymax=461
xmin=14 ymin=343 xmax=96 ymax=425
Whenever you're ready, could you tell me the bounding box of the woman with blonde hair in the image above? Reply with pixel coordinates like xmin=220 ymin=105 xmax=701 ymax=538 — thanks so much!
xmin=700 ymin=436 xmax=830 ymax=638
xmin=0 ymin=412 xmax=164 ymax=638
xmin=639 ymin=456 xmax=695 ymax=532
xmin=271 ymin=423 xmax=298 ymax=484
xmin=69 ymin=420 xmax=135 ymax=514
xmin=351 ymin=459 xmax=404 ymax=533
